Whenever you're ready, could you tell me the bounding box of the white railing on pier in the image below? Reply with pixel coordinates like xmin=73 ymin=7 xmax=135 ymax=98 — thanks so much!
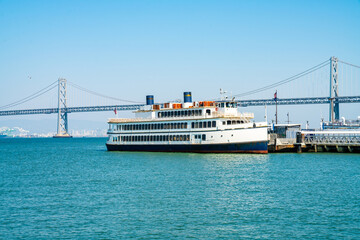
xmin=302 ymin=130 xmax=360 ymax=145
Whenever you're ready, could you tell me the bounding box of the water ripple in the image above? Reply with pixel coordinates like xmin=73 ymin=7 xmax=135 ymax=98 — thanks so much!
xmin=0 ymin=138 xmax=359 ymax=239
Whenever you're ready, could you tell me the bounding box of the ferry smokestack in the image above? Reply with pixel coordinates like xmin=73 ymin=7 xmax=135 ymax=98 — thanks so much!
xmin=146 ymin=95 xmax=154 ymax=105
xmin=184 ymin=92 xmax=192 ymax=103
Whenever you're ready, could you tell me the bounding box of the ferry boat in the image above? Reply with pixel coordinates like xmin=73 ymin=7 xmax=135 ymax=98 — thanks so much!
xmin=106 ymin=92 xmax=268 ymax=153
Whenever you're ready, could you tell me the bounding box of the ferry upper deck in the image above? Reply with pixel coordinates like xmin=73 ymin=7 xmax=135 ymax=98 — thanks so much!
xmin=108 ymin=92 xmax=254 ymax=124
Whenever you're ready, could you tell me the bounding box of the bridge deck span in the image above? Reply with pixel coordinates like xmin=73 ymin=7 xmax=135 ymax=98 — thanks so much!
xmin=0 ymin=96 xmax=360 ymax=116
xmin=237 ymin=96 xmax=360 ymax=107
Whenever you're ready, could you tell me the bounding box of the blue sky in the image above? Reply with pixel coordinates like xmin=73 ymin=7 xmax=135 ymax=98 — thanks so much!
xmin=0 ymin=0 xmax=359 ymax=131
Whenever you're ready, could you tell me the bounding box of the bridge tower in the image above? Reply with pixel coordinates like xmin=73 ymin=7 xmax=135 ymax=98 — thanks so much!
xmin=54 ymin=78 xmax=71 ymax=138
xmin=329 ymin=56 xmax=339 ymax=122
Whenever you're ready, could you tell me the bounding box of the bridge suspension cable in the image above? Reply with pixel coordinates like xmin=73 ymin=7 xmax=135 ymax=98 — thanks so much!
xmin=229 ymin=59 xmax=330 ymax=99
xmin=0 ymin=80 xmax=58 ymax=110
xmin=67 ymin=81 xmax=143 ymax=104
xmin=338 ymin=60 xmax=360 ymax=69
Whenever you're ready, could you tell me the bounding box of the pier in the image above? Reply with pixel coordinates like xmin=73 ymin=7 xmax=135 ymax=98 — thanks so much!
xmin=269 ymin=129 xmax=360 ymax=153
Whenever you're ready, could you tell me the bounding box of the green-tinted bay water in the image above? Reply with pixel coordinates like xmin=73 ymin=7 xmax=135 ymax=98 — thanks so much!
xmin=1 ymin=138 xmax=359 ymax=239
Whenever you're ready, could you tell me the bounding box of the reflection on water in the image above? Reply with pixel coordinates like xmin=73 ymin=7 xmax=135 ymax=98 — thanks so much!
xmin=205 ymin=153 xmax=269 ymax=164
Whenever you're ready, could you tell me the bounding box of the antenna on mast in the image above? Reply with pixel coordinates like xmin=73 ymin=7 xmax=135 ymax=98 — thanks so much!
xmin=220 ymin=88 xmax=228 ymax=100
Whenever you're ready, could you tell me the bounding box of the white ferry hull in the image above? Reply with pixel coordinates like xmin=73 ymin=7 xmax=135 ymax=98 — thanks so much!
xmin=106 ymin=126 xmax=268 ymax=154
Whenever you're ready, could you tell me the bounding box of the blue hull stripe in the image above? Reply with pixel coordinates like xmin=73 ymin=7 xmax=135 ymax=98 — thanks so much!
xmin=106 ymin=141 xmax=268 ymax=153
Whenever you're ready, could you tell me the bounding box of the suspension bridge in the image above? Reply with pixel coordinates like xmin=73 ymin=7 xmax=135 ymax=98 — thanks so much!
xmin=0 ymin=56 xmax=359 ymax=137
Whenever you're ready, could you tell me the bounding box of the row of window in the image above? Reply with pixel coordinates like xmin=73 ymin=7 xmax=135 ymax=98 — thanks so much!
xmin=223 ymin=120 xmax=247 ymax=125
xmin=111 ymin=119 xmax=248 ymax=132
xmin=112 ymin=134 xmax=199 ymax=142
xmin=115 ymin=122 xmax=188 ymax=131
xmin=219 ymin=102 xmax=237 ymax=108
xmin=113 ymin=121 xmax=217 ymax=131
xmin=194 ymin=134 xmax=206 ymax=140
xmin=191 ymin=121 xmax=216 ymax=128
xmin=158 ymin=110 xmax=203 ymax=118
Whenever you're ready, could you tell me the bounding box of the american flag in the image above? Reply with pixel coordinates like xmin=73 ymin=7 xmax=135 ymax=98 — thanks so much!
xmin=274 ymin=91 xmax=277 ymax=101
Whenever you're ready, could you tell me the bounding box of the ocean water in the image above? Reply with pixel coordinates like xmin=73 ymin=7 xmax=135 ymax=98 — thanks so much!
xmin=1 ymin=138 xmax=359 ymax=239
